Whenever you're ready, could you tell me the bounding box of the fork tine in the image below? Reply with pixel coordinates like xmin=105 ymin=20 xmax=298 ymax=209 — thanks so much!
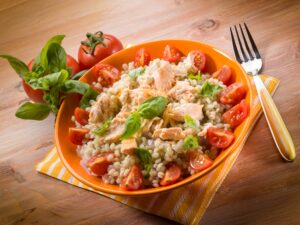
xmin=244 ymin=23 xmax=261 ymax=59
xmin=234 ymin=25 xmax=248 ymax=62
xmin=230 ymin=27 xmax=243 ymax=63
xmin=239 ymin=24 xmax=254 ymax=60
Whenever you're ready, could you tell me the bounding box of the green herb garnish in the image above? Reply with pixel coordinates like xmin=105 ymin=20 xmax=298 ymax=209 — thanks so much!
xmin=128 ymin=67 xmax=145 ymax=79
xmin=182 ymin=135 xmax=199 ymax=149
xmin=187 ymin=72 xmax=202 ymax=81
xmin=184 ymin=115 xmax=198 ymax=130
xmin=93 ymin=118 xmax=112 ymax=136
xmin=199 ymin=80 xmax=223 ymax=97
xmin=137 ymin=96 xmax=168 ymax=119
xmin=135 ymin=148 xmax=152 ymax=176
xmin=120 ymin=112 xmax=141 ymax=140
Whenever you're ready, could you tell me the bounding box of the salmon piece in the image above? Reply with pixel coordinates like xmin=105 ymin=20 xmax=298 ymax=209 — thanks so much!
xmin=90 ymin=93 xmax=120 ymax=123
xmin=153 ymin=61 xmax=175 ymax=92
xmin=121 ymin=138 xmax=137 ymax=155
xmin=153 ymin=127 xmax=186 ymax=140
xmin=167 ymin=103 xmax=203 ymax=122
xmin=142 ymin=117 xmax=163 ymax=135
xmin=168 ymin=81 xmax=197 ymax=102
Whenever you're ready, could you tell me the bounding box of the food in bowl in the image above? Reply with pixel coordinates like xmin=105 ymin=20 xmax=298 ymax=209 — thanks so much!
xmin=68 ymin=45 xmax=249 ymax=191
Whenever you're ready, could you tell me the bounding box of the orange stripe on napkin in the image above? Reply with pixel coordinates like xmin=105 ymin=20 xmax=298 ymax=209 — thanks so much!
xmin=36 ymin=75 xmax=279 ymax=225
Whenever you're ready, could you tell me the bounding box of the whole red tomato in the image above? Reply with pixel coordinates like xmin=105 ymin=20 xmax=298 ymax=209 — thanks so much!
xmin=23 ymin=55 xmax=80 ymax=102
xmin=78 ymin=31 xmax=123 ymax=69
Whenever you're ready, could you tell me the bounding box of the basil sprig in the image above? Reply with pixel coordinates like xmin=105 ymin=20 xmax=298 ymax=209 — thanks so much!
xmin=120 ymin=112 xmax=141 ymax=140
xmin=184 ymin=115 xmax=199 ymax=130
xmin=120 ymin=96 xmax=168 ymax=139
xmin=15 ymin=102 xmax=52 ymax=120
xmin=137 ymin=96 xmax=168 ymax=119
xmin=199 ymin=80 xmax=223 ymax=97
xmin=135 ymin=148 xmax=152 ymax=177
xmin=0 ymin=35 xmax=98 ymax=120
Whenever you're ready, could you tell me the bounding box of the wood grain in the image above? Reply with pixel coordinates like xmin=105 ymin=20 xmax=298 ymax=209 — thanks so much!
xmin=0 ymin=0 xmax=300 ymax=224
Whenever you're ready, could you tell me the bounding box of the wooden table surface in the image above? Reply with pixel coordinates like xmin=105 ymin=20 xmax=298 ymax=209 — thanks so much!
xmin=1 ymin=0 xmax=300 ymax=224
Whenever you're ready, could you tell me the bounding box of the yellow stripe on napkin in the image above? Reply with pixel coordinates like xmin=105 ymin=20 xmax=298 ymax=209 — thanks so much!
xmin=36 ymin=75 xmax=279 ymax=225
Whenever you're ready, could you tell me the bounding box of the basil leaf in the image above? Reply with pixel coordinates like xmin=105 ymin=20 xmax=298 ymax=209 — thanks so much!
xmin=47 ymin=43 xmax=67 ymax=73
xmin=182 ymin=135 xmax=199 ymax=149
xmin=93 ymin=118 xmax=112 ymax=136
xmin=128 ymin=68 xmax=145 ymax=79
xmin=15 ymin=102 xmax=51 ymax=120
xmin=184 ymin=115 xmax=198 ymax=130
xmin=137 ymin=96 xmax=168 ymax=119
xmin=80 ymin=87 xmax=99 ymax=109
xmin=199 ymin=80 xmax=223 ymax=97
xmin=33 ymin=35 xmax=65 ymax=71
xmin=120 ymin=112 xmax=141 ymax=140
xmin=62 ymin=80 xmax=89 ymax=95
xmin=72 ymin=70 xmax=88 ymax=80
xmin=0 ymin=55 xmax=29 ymax=78
xmin=187 ymin=73 xmax=202 ymax=81
xmin=28 ymin=70 xmax=69 ymax=91
xmin=43 ymin=85 xmax=62 ymax=115
xmin=135 ymin=148 xmax=152 ymax=176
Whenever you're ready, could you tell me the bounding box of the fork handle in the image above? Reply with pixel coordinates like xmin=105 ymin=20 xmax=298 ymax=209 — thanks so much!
xmin=253 ymin=75 xmax=296 ymax=161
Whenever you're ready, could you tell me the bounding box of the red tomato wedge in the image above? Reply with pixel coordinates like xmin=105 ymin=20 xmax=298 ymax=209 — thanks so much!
xmin=212 ymin=65 xmax=232 ymax=85
xmin=134 ymin=48 xmax=151 ymax=67
xmin=87 ymin=153 xmax=114 ymax=176
xmin=160 ymin=164 xmax=181 ymax=186
xmin=220 ymin=82 xmax=247 ymax=105
xmin=162 ymin=45 xmax=183 ymax=64
xmin=69 ymin=127 xmax=89 ymax=145
xmin=189 ymin=50 xmax=206 ymax=72
xmin=189 ymin=151 xmax=213 ymax=172
xmin=120 ymin=165 xmax=143 ymax=191
xmin=206 ymin=127 xmax=235 ymax=148
xmin=93 ymin=63 xmax=120 ymax=88
xmin=74 ymin=107 xmax=90 ymax=125
xmin=223 ymin=100 xmax=250 ymax=127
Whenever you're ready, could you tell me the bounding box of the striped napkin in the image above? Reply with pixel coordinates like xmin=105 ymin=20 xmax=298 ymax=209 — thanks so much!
xmin=36 ymin=75 xmax=279 ymax=225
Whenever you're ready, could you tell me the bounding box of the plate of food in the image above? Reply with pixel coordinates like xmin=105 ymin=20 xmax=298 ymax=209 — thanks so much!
xmin=55 ymin=39 xmax=253 ymax=196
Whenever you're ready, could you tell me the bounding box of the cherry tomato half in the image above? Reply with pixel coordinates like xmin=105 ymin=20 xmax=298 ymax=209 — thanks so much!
xmin=120 ymin=164 xmax=143 ymax=191
xmin=87 ymin=153 xmax=114 ymax=176
xmin=220 ymin=82 xmax=247 ymax=105
xmin=189 ymin=50 xmax=206 ymax=72
xmin=206 ymin=127 xmax=235 ymax=149
xmin=74 ymin=107 xmax=89 ymax=125
xmin=222 ymin=100 xmax=250 ymax=127
xmin=134 ymin=48 xmax=151 ymax=67
xmin=93 ymin=63 xmax=120 ymax=88
xmin=212 ymin=65 xmax=232 ymax=85
xmin=189 ymin=151 xmax=213 ymax=172
xmin=78 ymin=32 xmax=123 ymax=69
xmin=69 ymin=127 xmax=89 ymax=145
xmin=162 ymin=45 xmax=183 ymax=64
xmin=160 ymin=163 xmax=181 ymax=186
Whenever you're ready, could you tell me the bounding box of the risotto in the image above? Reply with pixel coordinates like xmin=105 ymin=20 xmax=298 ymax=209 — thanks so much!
xmin=68 ymin=45 xmax=249 ymax=190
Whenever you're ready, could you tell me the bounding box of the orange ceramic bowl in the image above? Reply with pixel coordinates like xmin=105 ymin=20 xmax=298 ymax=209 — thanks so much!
xmin=55 ymin=39 xmax=253 ymax=196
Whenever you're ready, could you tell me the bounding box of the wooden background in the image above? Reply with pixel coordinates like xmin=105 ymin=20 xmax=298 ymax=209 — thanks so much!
xmin=0 ymin=0 xmax=300 ymax=224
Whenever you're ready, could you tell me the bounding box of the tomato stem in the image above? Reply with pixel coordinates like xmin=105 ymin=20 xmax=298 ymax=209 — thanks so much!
xmin=81 ymin=31 xmax=108 ymax=56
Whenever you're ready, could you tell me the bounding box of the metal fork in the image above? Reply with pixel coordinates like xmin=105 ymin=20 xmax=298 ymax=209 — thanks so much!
xmin=230 ymin=23 xmax=296 ymax=161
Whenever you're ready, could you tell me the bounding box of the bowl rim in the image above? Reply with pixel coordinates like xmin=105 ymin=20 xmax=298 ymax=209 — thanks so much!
xmin=55 ymin=39 xmax=253 ymax=196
